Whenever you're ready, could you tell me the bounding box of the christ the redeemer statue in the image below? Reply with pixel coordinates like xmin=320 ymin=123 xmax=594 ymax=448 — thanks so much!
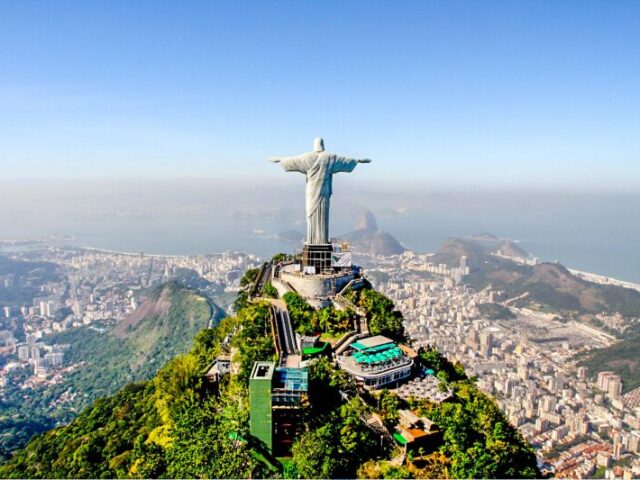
xmin=270 ymin=138 xmax=371 ymax=245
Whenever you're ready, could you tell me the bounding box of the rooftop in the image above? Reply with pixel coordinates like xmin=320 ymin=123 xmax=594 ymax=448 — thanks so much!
xmin=274 ymin=367 xmax=308 ymax=392
xmin=352 ymin=335 xmax=394 ymax=350
xmin=250 ymin=361 xmax=275 ymax=380
xmin=338 ymin=352 xmax=412 ymax=378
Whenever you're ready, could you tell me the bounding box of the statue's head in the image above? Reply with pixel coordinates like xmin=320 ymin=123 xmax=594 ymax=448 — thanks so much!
xmin=313 ymin=137 xmax=325 ymax=152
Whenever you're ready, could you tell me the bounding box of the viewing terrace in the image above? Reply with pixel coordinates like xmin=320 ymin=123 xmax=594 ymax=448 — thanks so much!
xmin=337 ymin=335 xmax=413 ymax=389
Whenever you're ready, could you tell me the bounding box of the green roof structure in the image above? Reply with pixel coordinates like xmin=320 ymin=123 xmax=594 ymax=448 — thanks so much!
xmin=302 ymin=341 xmax=329 ymax=356
xmin=393 ymin=432 xmax=408 ymax=445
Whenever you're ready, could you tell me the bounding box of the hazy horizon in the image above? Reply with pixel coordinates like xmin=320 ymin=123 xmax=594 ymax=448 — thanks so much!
xmin=2 ymin=179 xmax=638 ymax=283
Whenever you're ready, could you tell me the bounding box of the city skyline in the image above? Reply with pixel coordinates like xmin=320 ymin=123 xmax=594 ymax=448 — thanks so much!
xmin=2 ymin=1 xmax=640 ymax=190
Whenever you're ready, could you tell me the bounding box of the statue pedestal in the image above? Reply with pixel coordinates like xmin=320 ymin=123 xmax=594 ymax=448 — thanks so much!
xmin=301 ymin=244 xmax=333 ymax=274
xmin=276 ymin=262 xmax=358 ymax=309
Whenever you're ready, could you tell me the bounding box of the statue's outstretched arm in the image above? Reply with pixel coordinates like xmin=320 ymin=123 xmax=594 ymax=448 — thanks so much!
xmin=269 ymin=154 xmax=310 ymax=173
xmin=332 ymin=155 xmax=371 ymax=173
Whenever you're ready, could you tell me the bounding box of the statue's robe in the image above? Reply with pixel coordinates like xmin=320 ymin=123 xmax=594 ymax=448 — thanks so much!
xmin=278 ymin=152 xmax=359 ymax=245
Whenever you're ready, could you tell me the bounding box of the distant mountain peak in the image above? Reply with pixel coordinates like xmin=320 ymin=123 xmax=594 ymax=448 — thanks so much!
xmin=341 ymin=211 xmax=405 ymax=256
xmin=355 ymin=210 xmax=378 ymax=231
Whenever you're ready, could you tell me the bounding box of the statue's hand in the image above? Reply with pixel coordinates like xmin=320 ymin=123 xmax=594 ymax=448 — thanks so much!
xmin=358 ymin=158 xmax=372 ymax=163
xmin=269 ymin=157 xmax=281 ymax=163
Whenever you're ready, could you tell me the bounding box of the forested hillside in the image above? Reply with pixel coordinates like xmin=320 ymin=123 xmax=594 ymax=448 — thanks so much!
xmin=0 ymin=275 xmax=539 ymax=479
xmin=0 ymin=281 xmax=220 ymax=458
xmin=579 ymin=324 xmax=640 ymax=393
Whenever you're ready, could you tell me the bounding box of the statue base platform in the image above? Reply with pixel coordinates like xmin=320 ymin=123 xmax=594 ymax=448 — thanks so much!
xmin=301 ymin=243 xmax=333 ymax=274
xmin=275 ymin=262 xmax=359 ymax=309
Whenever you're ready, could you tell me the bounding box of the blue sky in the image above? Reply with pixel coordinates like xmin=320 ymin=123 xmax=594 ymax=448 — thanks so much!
xmin=1 ymin=1 xmax=639 ymax=190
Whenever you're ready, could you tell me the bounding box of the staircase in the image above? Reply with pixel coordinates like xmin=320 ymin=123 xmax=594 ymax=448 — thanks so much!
xmin=361 ymin=411 xmax=393 ymax=443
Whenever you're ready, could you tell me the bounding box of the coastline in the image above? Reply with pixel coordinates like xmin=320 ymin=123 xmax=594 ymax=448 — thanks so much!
xmin=489 ymin=251 xmax=640 ymax=293
xmin=3 ymin=240 xmax=640 ymax=292
xmin=567 ymin=268 xmax=640 ymax=294
xmin=78 ymin=246 xmax=191 ymax=259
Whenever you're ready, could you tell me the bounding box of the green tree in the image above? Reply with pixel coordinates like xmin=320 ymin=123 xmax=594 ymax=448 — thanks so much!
xmin=263 ymin=282 xmax=279 ymax=299
xmin=233 ymin=290 xmax=249 ymax=311
xmin=165 ymin=399 xmax=257 ymax=479
xmin=355 ymin=288 xmax=405 ymax=340
xmin=379 ymin=390 xmax=401 ymax=425
xmin=289 ymin=425 xmax=339 ymax=479
xmin=153 ymin=354 xmax=202 ymax=423
xmin=129 ymin=439 xmax=166 ymax=478
xmin=424 ymin=379 xmax=539 ymax=479
xmin=271 ymin=253 xmax=290 ymax=263
xmin=338 ymin=399 xmax=379 ymax=472
xmin=419 ymin=345 xmax=468 ymax=382
xmin=283 ymin=292 xmax=315 ymax=333
xmin=232 ymin=302 xmax=276 ymax=385
xmin=240 ymin=268 xmax=260 ymax=288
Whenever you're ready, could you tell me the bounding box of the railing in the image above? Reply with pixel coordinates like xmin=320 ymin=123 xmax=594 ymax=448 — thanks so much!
xmin=269 ymin=306 xmax=283 ymax=356
xmin=337 ymin=355 xmax=413 ymax=375
xmin=337 ymin=277 xmax=364 ymax=297
xmin=357 ymin=357 xmax=412 ymax=374
xmin=334 ymin=293 xmax=367 ymax=317
xmin=280 ymin=309 xmax=299 ymax=355
xmin=334 ymin=332 xmax=368 ymax=356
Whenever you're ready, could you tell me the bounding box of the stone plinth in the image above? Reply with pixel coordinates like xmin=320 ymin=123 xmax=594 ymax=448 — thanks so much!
xmin=278 ymin=263 xmax=356 ymax=308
